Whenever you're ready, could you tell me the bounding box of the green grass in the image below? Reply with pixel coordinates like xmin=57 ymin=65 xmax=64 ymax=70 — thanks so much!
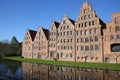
xmin=4 ymin=56 xmax=120 ymax=70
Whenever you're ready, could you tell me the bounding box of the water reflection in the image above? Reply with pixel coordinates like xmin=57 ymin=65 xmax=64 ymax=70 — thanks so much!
xmin=22 ymin=62 xmax=120 ymax=80
xmin=0 ymin=60 xmax=120 ymax=80
xmin=0 ymin=60 xmax=22 ymax=80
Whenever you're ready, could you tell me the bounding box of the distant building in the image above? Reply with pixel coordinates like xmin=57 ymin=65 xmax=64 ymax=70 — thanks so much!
xmin=22 ymin=2 xmax=120 ymax=63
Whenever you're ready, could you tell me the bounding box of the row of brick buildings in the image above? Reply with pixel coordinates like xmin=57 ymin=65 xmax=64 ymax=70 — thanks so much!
xmin=22 ymin=2 xmax=120 ymax=63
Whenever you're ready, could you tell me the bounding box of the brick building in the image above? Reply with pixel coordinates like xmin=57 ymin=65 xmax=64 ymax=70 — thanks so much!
xmin=22 ymin=2 xmax=120 ymax=63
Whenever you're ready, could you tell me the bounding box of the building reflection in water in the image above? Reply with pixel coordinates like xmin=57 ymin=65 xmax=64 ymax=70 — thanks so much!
xmin=22 ymin=62 xmax=120 ymax=80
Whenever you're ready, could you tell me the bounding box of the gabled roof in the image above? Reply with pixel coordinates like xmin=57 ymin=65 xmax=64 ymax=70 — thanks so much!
xmin=42 ymin=28 xmax=49 ymax=40
xmin=29 ymin=29 xmax=37 ymax=41
xmin=54 ymin=21 xmax=60 ymax=28
xmin=68 ymin=18 xmax=75 ymax=26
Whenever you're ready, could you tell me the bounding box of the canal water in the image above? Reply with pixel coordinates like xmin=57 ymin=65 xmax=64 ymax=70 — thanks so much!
xmin=0 ymin=59 xmax=120 ymax=80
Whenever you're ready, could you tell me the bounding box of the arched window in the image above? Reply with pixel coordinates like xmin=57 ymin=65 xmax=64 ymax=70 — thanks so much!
xmin=95 ymin=36 xmax=98 ymax=41
xmin=85 ymin=30 xmax=88 ymax=35
xmin=85 ymin=46 xmax=89 ymax=51
xmin=95 ymin=45 xmax=99 ymax=50
xmin=84 ymin=9 xmax=87 ymax=14
xmin=116 ymin=34 xmax=120 ymax=40
xmin=85 ymin=38 xmax=89 ymax=43
xmin=110 ymin=35 xmax=114 ymax=40
xmin=84 ymin=15 xmax=87 ymax=20
xmin=85 ymin=22 xmax=88 ymax=27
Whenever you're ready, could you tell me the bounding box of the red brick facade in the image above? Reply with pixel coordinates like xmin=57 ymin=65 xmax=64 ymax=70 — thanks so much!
xmin=22 ymin=2 xmax=120 ymax=63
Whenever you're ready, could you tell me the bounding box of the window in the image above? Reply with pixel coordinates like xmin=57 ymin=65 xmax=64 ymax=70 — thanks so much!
xmin=115 ymin=26 xmax=120 ymax=32
xmin=77 ymin=38 xmax=79 ymax=43
xmin=85 ymin=46 xmax=89 ymax=51
xmin=61 ymin=39 xmax=62 ymax=43
xmin=89 ymin=22 xmax=91 ymax=26
xmin=88 ymin=15 xmax=90 ymax=19
xmin=81 ymin=46 xmax=84 ymax=51
xmin=85 ymin=22 xmax=88 ymax=27
xmin=95 ymin=45 xmax=99 ymax=50
xmin=85 ymin=30 xmax=88 ymax=35
xmin=116 ymin=34 xmax=120 ymax=40
xmin=90 ymin=45 xmax=93 ymax=51
xmin=67 ymin=25 xmax=69 ymax=29
xmin=70 ymin=31 xmax=72 ymax=35
xmin=115 ymin=17 xmax=119 ymax=24
xmin=92 ymin=21 xmax=94 ymax=25
xmin=64 ymin=46 xmax=66 ymax=50
xmin=63 ymin=26 xmax=66 ymax=30
xmin=110 ymin=35 xmax=114 ymax=40
xmin=90 ymin=37 xmax=93 ymax=42
xmin=81 ymin=38 xmax=84 ymax=43
xmin=82 ymin=23 xmax=84 ymax=27
xmin=61 ymin=53 xmax=63 ymax=57
xmin=67 ymin=39 xmax=69 ymax=43
xmin=81 ymin=17 xmax=83 ymax=20
xmin=70 ymin=53 xmax=72 ymax=58
xmin=76 ymin=31 xmax=79 ymax=36
xmin=65 ymin=39 xmax=66 ymax=43
xmin=95 ymin=36 xmax=98 ymax=41
xmin=61 ymin=32 xmax=62 ymax=36
xmin=84 ymin=9 xmax=87 ymax=14
xmin=63 ymin=20 xmax=66 ymax=24
xmin=63 ymin=32 xmax=66 ymax=36
xmin=85 ymin=38 xmax=89 ymax=43
xmin=61 ymin=27 xmax=62 ymax=30
xmin=84 ymin=15 xmax=87 ymax=20
xmin=79 ymin=24 xmax=80 ymax=28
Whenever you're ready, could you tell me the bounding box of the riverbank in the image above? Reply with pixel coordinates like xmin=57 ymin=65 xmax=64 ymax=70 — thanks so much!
xmin=4 ymin=56 xmax=120 ymax=70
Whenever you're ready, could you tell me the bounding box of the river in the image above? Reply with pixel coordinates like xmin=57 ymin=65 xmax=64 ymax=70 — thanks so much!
xmin=0 ymin=59 xmax=120 ymax=80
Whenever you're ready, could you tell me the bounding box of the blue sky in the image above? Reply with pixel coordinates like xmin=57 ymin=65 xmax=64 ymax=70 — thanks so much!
xmin=0 ymin=0 xmax=120 ymax=42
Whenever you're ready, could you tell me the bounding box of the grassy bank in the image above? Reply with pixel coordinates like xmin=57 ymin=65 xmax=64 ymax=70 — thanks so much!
xmin=4 ymin=56 xmax=120 ymax=70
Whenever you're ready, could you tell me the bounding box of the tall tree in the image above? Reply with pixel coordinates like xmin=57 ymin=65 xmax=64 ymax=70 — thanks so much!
xmin=11 ymin=36 xmax=18 ymax=44
xmin=10 ymin=36 xmax=19 ymax=55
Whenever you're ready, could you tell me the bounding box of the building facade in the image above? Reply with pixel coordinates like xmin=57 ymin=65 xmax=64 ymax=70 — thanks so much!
xmin=33 ymin=27 xmax=49 ymax=59
xmin=22 ymin=2 xmax=120 ymax=63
